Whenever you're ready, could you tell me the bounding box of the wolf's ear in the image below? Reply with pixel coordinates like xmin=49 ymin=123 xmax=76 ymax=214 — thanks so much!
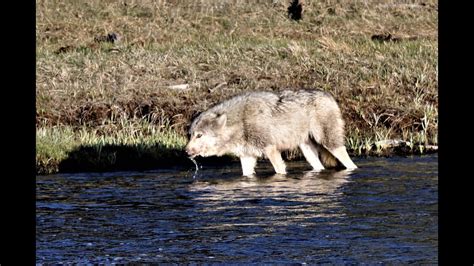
xmin=216 ymin=113 xmax=227 ymax=129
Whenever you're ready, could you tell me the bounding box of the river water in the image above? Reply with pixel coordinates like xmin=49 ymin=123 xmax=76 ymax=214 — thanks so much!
xmin=36 ymin=154 xmax=438 ymax=264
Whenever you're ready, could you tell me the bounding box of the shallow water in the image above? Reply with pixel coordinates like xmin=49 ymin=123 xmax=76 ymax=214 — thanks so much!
xmin=36 ymin=154 xmax=438 ymax=264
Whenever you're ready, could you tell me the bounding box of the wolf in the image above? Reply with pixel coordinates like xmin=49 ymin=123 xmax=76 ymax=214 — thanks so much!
xmin=185 ymin=89 xmax=357 ymax=176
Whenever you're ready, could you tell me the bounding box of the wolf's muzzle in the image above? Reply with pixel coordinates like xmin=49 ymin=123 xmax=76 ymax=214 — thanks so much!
xmin=185 ymin=147 xmax=197 ymax=157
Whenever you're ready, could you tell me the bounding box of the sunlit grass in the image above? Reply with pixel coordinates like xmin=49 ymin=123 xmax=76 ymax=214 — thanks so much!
xmin=36 ymin=120 xmax=187 ymax=174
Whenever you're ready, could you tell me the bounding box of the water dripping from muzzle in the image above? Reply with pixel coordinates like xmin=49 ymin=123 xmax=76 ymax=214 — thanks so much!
xmin=188 ymin=156 xmax=200 ymax=178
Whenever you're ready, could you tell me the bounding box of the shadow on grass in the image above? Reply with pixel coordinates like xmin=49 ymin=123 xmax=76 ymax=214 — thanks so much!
xmin=57 ymin=143 xmax=237 ymax=174
xmin=38 ymin=142 xmax=437 ymax=175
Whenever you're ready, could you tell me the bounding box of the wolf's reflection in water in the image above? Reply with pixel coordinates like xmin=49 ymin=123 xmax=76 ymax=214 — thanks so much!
xmin=189 ymin=168 xmax=354 ymax=228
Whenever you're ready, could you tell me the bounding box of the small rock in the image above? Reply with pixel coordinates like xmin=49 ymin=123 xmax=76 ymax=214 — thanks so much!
xmin=94 ymin=32 xmax=121 ymax=43
xmin=374 ymin=139 xmax=410 ymax=149
xmin=424 ymin=145 xmax=438 ymax=152
xmin=168 ymin=84 xmax=190 ymax=91
xmin=55 ymin=45 xmax=75 ymax=54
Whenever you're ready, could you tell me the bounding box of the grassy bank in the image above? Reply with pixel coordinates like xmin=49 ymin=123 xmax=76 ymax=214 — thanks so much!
xmin=36 ymin=120 xmax=188 ymax=174
xmin=36 ymin=0 xmax=438 ymax=175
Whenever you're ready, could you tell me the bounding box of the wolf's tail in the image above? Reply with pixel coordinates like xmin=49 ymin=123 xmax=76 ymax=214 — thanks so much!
xmin=318 ymin=145 xmax=339 ymax=168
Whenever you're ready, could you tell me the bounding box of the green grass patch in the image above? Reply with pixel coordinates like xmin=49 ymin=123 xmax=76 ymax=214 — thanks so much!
xmin=36 ymin=121 xmax=188 ymax=175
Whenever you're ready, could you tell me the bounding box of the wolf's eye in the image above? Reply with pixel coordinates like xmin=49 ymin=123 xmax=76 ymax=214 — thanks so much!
xmin=196 ymin=133 xmax=203 ymax=138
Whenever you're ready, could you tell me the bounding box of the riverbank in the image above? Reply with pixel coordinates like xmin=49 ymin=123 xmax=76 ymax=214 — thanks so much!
xmin=36 ymin=0 xmax=437 ymax=175
xmin=36 ymin=122 xmax=437 ymax=175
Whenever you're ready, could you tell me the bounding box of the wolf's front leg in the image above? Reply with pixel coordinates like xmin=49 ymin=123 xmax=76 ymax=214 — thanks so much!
xmin=240 ymin=156 xmax=257 ymax=176
xmin=264 ymin=145 xmax=287 ymax=175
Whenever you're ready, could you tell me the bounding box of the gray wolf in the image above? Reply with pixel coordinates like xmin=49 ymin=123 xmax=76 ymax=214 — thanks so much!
xmin=185 ymin=89 xmax=357 ymax=176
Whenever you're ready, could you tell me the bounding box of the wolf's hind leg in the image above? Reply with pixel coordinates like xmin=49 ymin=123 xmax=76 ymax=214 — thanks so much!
xmin=264 ymin=145 xmax=287 ymax=175
xmin=299 ymin=141 xmax=325 ymax=171
xmin=329 ymin=146 xmax=358 ymax=170
xmin=240 ymin=156 xmax=257 ymax=176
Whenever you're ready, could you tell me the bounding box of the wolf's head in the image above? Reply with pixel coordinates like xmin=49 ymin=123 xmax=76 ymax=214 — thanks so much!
xmin=185 ymin=111 xmax=228 ymax=158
